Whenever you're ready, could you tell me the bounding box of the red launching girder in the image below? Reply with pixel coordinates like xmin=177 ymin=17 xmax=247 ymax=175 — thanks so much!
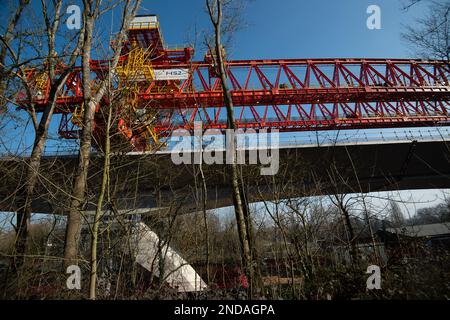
xmin=14 ymin=14 xmax=450 ymax=150
xmin=18 ymin=58 xmax=450 ymax=147
xmin=144 ymin=58 xmax=450 ymax=135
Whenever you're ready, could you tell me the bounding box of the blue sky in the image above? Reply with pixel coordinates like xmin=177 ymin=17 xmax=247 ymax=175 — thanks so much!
xmin=6 ymin=0 xmax=432 ymax=60
xmin=137 ymin=0 xmax=427 ymax=60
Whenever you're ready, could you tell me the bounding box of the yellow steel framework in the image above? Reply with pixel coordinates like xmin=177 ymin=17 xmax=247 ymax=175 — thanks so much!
xmin=71 ymin=103 xmax=84 ymax=127
xmin=34 ymin=72 xmax=48 ymax=97
xmin=70 ymin=80 xmax=100 ymax=127
xmin=116 ymin=46 xmax=161 ymax=149
xmin=116 ymin=46 xmax=155 ymax=82
xmin=126 ymin=82 xmax=160 ymax=148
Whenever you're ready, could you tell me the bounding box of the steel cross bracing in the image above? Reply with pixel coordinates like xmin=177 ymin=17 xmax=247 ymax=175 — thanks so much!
xmin=15 ymin=16 xmax=450 ymax=151
xmin=22 ymin=59 xmax=450 ymax=129
xmin=146 ymin=58 xmax=450 ymax=134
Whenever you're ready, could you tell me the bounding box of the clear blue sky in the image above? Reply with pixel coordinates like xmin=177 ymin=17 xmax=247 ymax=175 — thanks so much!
xmin=136 ymin=0 xmax=427 ymax=60
xmin=8 ymin=0 xmax=433 ymax=60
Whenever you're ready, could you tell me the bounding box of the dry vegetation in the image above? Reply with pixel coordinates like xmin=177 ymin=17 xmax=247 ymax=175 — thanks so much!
xmin=0 ymin=0 xmax=449 ymax=300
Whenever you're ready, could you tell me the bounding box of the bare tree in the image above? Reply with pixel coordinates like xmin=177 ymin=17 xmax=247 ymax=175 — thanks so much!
xmin=0 ymin=0 xmax=30 ymax=108
xmin=64 ymin=0 xmax=142 ymax=267
xmin=88 ymin=73 xmax=114 ymax=300
xmin=389 ymin=200 xmax=406 ymax=227
xmin=402 ymin=1 xmax=450 ymax=60
xmin=5 ymin=0 xmax=86 ymax=273
xmin=205 ymin=0 xmax=254 ymax=298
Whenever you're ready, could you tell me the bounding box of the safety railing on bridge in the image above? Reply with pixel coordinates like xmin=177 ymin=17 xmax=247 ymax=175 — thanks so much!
xmin=1 ymin=127 xmax=449 ymax=158
xmin=276 ymin=127 xmax=450 ymax=149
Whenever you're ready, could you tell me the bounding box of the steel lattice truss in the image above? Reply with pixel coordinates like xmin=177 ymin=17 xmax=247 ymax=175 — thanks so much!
xmin=16 ymin=16 xmax=450 ymax=151
xmin=147 ymin=59 xmax=450 ymax=134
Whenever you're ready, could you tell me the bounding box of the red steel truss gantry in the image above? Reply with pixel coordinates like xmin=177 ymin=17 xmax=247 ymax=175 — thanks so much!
xmin=16 ymin=15 xmax=450 ymax=151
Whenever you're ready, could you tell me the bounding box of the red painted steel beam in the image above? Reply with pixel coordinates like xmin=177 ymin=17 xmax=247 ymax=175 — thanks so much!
xmin=17 ymin=58 xmax=450 ymax=149
xmin=154 ymin=118 xmax=450 ymax=136
xmin=23 ymin=58 xmax=450 ymax=111
xmin=15 ymin=16 xmax=450 ymax=151
xmin=138 ymin=88 xmax=449 ymax=109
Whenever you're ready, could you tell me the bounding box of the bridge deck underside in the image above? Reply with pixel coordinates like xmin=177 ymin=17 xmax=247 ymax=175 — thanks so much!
xmin=1 ymin=140 xmax=449 ymax=214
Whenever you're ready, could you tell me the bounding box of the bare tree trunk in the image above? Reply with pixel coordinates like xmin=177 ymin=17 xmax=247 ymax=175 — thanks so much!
xmin=64 ymin=0 xmax=141 ymax=267
xmin=335 ymin=196 xmax=359 ymax=267
xmin=206 ymin=0 xmax=254 ymax=298
xmin=89 ymin=92 xmax=112 ymax=300
xmin=14 ymin=91 xmax=62 ymax=270
xmin=198 ymin=162 xmax=210 ymax=287
xmin=64 ymin=11 xmax=95 ymax=266
xmin=12 ymin=0 xmax=83 ymax=272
